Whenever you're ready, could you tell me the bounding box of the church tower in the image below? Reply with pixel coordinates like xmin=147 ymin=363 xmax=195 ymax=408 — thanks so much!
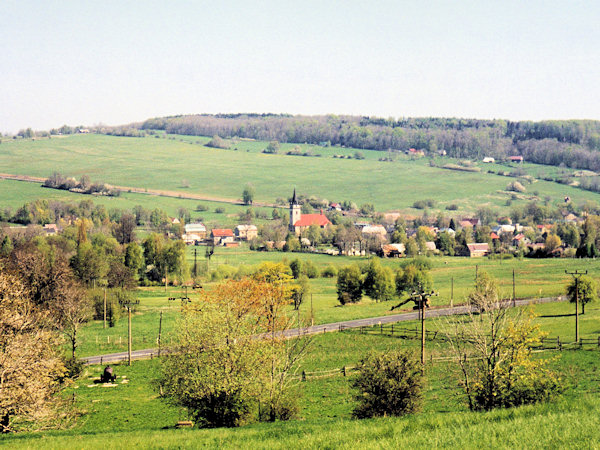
xmin=289 ymin=188 xmax=301 ymax=232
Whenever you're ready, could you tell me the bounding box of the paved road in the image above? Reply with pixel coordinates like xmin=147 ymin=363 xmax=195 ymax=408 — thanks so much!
xmin=82 ymin=296 xmax=565 ymax=365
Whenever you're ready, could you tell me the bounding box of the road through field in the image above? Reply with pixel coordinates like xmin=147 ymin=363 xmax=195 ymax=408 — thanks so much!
xmin=82 ymin=296 xmax=565 ymax=365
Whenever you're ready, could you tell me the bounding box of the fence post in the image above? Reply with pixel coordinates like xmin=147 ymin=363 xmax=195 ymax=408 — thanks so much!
xmin=302 ymin=370 xmax=306 ymax=382
xmin=150 ymin=353 xmax=153 ymax=360
xmin=342 ymin=366 xmax=346 ymax=377
xmin=380 ymin=324 xmax=383 ymax=334
xmin=100 ymin=356 xmax=103 ymax=365
xmin=598 ymin=336 xmax=600 ymax=348
xmin=391 ymin=324 xmax=394 ymax=336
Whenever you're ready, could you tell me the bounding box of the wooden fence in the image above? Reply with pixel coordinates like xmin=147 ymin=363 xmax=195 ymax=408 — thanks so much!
xmin=343 ymin=323 xmax=600 ymax=351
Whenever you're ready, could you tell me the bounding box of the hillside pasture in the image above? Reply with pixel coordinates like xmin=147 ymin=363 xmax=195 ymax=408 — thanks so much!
xmin=1 ymin=134 xmax=599 ymax=215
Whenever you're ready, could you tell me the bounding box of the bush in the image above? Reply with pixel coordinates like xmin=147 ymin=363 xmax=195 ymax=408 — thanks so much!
xmin=64 ymin=357 xmax=84 ymax=379
xmin=352 ymin=350 xmax=423 ymax=419
xmin=413 ymin=199 xmax=435 ymax=209
xmin=303 ymin=260 xmax=319 ymax=279
xmin=196 ymin=204 xmax=208 ymax=211
xmin=445 ymin=203 xmax=459 ymax=210
xmin=321 ymin=264 xmax=338 ymax=278
xmin=507 ymin=181 xmax=526 ymax=193
xmin=215 ymin=207 xmax=225 ymax=214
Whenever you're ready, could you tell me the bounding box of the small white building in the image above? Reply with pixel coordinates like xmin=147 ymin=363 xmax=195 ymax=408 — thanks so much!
xmin=482 ymin=157 xmax=495 ymax=163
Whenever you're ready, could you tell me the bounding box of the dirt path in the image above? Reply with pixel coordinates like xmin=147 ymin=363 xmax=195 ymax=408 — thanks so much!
xmin=0 ymin=172 xmax=280 ymax=208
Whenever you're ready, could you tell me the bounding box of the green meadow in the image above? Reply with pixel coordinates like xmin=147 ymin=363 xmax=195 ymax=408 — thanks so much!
xmin=73 ymin=250 xmax=600 ymax=358
xmin=1 ymin=134 xmax=599 ymax=214
xmin=5 ymin=300 xmax=600 ymax=449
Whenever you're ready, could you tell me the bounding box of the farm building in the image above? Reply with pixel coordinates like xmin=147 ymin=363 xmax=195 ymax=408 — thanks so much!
xmin=467 ymin=243 xmax=489 ymax=257
xmin=235 ymin=224 xmax=258 ymax=241
xmin=211 ymin=229 xmax=235 ymax=246
xmin=184 ymin=223 xmax=207 ymax=239
xmin=361 ymin=225 xmax=387 ymax=237
xmin=508 ymin=155 xmax=524 ymax=163
xmin=482 ymin=157 xmax=495 ymax=163
xmin=381 ymin=243 xmax=405 ymax=257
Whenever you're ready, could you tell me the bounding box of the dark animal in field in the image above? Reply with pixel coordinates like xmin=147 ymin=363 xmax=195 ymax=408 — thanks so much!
xmin=100 ymin=365 xmax=117 ymax=383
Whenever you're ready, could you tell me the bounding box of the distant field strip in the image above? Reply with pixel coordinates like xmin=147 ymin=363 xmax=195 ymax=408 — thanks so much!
xmin=0 ymin=172 xmax=280 ymax=208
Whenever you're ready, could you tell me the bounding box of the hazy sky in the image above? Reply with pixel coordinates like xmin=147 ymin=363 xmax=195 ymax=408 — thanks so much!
xmin=2 ymin=0 xmax=600 ymax=133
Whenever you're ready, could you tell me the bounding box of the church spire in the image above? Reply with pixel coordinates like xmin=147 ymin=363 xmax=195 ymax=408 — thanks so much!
xmin=291 ymin=188 xmax=298 ymax=205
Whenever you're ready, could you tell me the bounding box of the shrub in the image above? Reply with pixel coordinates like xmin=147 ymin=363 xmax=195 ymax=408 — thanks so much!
xmin=445 ymin=203 xmax=459 ymax=211
xmin=215 ymin=207 xmax=225 ymax=214
xmin=507 ymin=181 xmax=526 ymax=193
xmin=321 ymin=264 xmax=338 ymax=278
xmin=352 ymin=350 xmax=423 ymax=419
xmin=303 ymin=260 xmax=319 ymax=279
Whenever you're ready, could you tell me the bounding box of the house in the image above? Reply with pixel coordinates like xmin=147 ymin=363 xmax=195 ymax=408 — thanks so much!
xmin=406 ymin=148 xmax=425 ymax=156
xmin=482 ymin=157 xmax=495 ymax=163
xmin=43 ymin=224 xmax=59 ymax=235
xmin=289 ymin=189 xmax=332 ymax=234
xmin=508 ymin=156 xmax=524 ymax=163
xmin=467 ymin=243 xmax=490 ymax=257
xmin=493 ymin=224 xmax=515 ymax=235
xmin=211 ymin=229 xmax=234 ymax=246
xmin=512 ymin=233 xmax=528 ymax=247
xmin=459 ymin=218 xmax=481 ymax=229
xmin=381 ymin=243 xmax=405 ymax=257
xmin=329 ymin=202 xmax=342 ymax=211
xmin=184 ymin=223 xmax=207 ymax=239
xmin=182 ymin=233 xmax=203 ymax=245
xmin=235 ymin=224 xmax=258 ymax=241
xmin=169 ymin=217 xmax=181 ymax=225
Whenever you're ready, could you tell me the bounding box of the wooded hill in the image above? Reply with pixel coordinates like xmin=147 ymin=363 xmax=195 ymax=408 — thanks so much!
xmin=137 ymin=114 xmax=600 ymax=171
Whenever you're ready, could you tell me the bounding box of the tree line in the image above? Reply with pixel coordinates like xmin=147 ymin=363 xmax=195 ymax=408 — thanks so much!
xmin=138 ymin=114 xmax=600 ymax=171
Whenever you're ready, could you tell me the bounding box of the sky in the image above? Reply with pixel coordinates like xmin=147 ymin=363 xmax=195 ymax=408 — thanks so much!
xmin=1 ymin=0 xmax=600 ymax=133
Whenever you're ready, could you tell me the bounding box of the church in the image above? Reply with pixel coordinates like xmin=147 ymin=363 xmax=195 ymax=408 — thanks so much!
xmin=288 ymin=189 xmax=332 ymax=234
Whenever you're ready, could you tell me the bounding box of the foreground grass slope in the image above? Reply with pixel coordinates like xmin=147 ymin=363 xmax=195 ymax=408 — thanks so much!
xmin=1 ymin=134 xmax=598 ymax=214
xmin=5 ymin=304 xmax=600 ymax=448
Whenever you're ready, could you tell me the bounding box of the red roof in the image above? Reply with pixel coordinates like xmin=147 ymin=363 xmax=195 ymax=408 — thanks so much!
xmin=211 ymin=229 xmax=234 ymax=237
xmin=294 ymin=214 xmax=331 ymax=227
xmin=490 ymin=232 xmax=499 ymax=240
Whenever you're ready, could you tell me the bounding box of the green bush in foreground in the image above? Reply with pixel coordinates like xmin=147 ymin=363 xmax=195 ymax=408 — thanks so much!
xmin=352 ymin=350 xmax=423 ymax=419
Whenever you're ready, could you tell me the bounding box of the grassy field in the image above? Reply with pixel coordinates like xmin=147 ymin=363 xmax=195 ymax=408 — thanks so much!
xmin=5 ymin=300 xmax=600 ymax=448
xmin=1 ymin=134 xmax=599 ymax=215
xmin=72 ymin=250 xmax=600 ymax=358
xmin=0 ymin=178 xmax=274 ymax=228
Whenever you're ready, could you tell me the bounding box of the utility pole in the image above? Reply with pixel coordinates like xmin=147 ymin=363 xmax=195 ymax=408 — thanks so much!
xmin=119 ymin=298 xmax=140 ymax=366
xmin=103 ymin=287 xmax=107 ymax=329
xmin=158 ymin=311 xmax=163 ymax=358
xmin=565 ymin=269 xmax=587 ymax=343
xmin=450 ymin=277 xmax=454 ymax=308
xmin=193 ymin=248 xmax=198 ymax=278
xmin=310 ymin=293 xmax=314 ymax=326
xmin=475 ymin=264 xmax=478 ymax=284
xmin=512 ymin=269 xmax=516 ymax=307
